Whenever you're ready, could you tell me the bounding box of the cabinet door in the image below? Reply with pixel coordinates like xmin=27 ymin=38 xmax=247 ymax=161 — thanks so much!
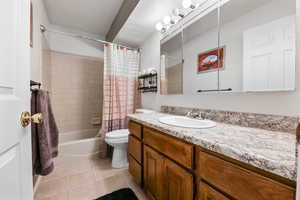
xmin=164 ymin=158 xmax=194 ymax=200
xmin=144 ymin=146 xmax=164 ymax=200
xmin=198 ymin=181 xmax=230 ymax=200
xmin=128 ymin=155 xmax=142 ymax=185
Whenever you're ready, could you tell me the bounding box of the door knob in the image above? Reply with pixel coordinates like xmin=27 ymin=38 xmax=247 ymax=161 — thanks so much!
xmin=20 ymin=112 xmax=43 ymax=127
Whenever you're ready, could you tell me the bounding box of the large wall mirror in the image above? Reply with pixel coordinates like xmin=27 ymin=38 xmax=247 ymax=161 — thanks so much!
xmin=182 ymin=4 xmax=220 ymax=94
xmin=219 ymin=0 xmax=296 ymax=92
xmin=160 ymin=0 xmax=296 ymax=94
xmin=160 ymin=32 xmax=184 ymax=95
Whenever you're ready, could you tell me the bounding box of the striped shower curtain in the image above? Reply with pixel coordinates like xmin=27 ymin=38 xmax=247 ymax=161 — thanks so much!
xmin=99 ymin=43 xmax=140 ymax=157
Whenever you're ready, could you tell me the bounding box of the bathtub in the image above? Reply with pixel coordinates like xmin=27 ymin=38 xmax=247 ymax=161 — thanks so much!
xmin=58 ymin=129 xmax=104 ymax=157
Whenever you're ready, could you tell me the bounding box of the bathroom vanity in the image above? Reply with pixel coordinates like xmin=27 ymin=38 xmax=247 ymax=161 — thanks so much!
xmin=127 ymin=113 xmax=296 ymax=200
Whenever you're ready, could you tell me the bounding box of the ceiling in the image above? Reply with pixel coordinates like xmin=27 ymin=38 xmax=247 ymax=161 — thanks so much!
xmin=44 ymin=0 xmax=275 ymax=48
xmin=42 ymin=0 xmax=191 ymax=47
xmin=115 ymin=0 xmax=183 ymax=47
xmin=43 ymin=0 xmax=124 ymax=37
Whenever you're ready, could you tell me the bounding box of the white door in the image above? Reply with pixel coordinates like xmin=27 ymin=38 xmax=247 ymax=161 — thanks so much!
xmin=0 ymin=0 xmax=33 ymax=200
xmin=243 ymin=15 xmax=296 ymax=92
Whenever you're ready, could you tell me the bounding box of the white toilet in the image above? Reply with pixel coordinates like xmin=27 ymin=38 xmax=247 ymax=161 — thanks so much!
xmin=105 ymin=109 xmax=154 ymax=168
xmin=105 ymin=129 xmax=130 ymax=168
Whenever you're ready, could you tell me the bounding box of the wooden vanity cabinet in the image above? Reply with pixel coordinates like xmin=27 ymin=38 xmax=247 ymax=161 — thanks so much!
xmin=128 ymin=121 xmax=142 ymax=139
xmin=127 ymin=121 xmax=296 ymax=200
xmin=128 ymin=135 xmax=142 ymax=163
xmin=128 ymin=156 xmax=142 ymax=185
xmin=143 ymin=127 xmax=194 ymax=170
xmin=143 ymin=126 xmax=194 ymax=200
xmin=197 ymin=149 xmax=295 ymax=200
xmin=198 ymin=182 xmax=230 ymax=200
xmin=144 ymin=145 xmax=194 ymax=200
xmin=143 ymin=146 xmax=165 ymax=200
xmin=164 ymin=158 xmax=194 ymax=200
xmin=128 ymin=121 xmax=143 ymax=185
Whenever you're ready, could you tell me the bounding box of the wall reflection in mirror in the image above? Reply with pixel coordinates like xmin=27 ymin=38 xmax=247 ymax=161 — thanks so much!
xmin=160 ymin=0 xmax=296 ymax=95
xmin=219 ymin=0 xmax=296 ymax=92
xmin=182 ymin=6 xmax=220 ymax=94
xmin=160 ymin=32 xmax=184 ymax=95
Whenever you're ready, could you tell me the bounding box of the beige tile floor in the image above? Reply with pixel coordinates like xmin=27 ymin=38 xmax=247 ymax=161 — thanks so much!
xmin=35 ymin=156 xmax=148 ymax=200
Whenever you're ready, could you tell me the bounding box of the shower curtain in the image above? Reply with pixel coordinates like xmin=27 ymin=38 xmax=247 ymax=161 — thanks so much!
xmin=99 ymin=43 xmax=140 ymax=157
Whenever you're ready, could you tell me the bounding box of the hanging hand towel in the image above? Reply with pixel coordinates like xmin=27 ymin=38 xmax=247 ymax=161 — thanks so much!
xmin=31 ymin=90 xmax=59 ymax=176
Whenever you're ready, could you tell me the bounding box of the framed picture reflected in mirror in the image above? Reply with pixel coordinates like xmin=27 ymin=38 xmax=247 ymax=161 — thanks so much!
xmin=197 ymin=46 xmax=225 ymax=73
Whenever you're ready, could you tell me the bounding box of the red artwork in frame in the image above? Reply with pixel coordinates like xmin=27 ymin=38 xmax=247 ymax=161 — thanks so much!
xmin=197 ymin=47 xmax=225 ymax=73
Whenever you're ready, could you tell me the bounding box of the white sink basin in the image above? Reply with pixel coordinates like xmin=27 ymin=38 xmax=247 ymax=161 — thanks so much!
xmin=159 ymin=116 xmax=216 ymax=129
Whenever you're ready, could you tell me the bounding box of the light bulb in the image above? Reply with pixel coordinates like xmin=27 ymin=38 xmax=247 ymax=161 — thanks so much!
xmin=173 ymin=8 xmax=185 ymax=18
xmin=155 ymin=22 xmax=163 ymax=31
xmin=171 ymin=15 xmax=180 ymax=24
xmin=163 ymin=16 xmax=171 ymax=24
xmin=182 ymin=0 xmax=192 ymax=9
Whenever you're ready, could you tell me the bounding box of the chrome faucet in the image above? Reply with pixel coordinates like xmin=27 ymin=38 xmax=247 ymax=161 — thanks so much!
xmin=186 ymin=111 xmax=205 ymax=119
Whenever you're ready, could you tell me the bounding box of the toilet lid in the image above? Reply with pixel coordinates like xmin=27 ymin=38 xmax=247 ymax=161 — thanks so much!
xmin=106 ymin=129 xmax=129 ymax=139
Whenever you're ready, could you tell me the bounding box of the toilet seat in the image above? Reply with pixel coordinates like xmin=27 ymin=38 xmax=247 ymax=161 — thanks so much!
xmin=105 ymin=129 xmax=129 ymax=144
xmin=106 ymin=129 xmax=129 ymax=139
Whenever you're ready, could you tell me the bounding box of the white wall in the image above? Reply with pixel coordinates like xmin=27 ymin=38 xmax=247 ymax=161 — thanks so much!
xmin=30 ymin=0 xmax=104 ymax=83
xmin=140 ymin=32 xmax=162 ymax=109
xmin=31 ymin=0 xmax=50 ymax=82
xmin=45 ymin=25 xmax=104 ymax=59
xmin=140 ymin=0 xmax=300 ymax=117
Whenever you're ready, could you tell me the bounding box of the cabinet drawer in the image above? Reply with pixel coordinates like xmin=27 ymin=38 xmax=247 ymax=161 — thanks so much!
xmin=144 ymin=127 xmax=194 ymax=169
xmin=129 ymin=121 xmax=142 ymax=139
xmin=198 ymin=151 xmax=295 ymax=200
xmin=128 ymin=155 xmax=142 ymax=185
xmin=128 ymin=135 xmax=142 ymax=163
xmin=198 ymin=182 xmax=230 ymax=200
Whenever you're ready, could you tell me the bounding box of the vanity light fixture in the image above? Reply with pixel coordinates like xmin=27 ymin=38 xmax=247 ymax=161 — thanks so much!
xmin=163 ymin=16 xmax=171 ymax=24
xmin=155 ymin=22 xmax=167 ymax=33
xmin=155 ymin=0 xmax=200 ymax=33
xmin=173 ymin=8 xmax=185 ymax=18
xmin=163 ymin=15 xmax=175 ymax=25
xmin=182 ymin=0 xmax=196 ymax=9
xmin=171 ymin=14 xmax=181 ymax=24
xmin=155 ymin=22 xmax=163 ymax=31
xmin=155 ymin=10 xmax=182 ymax=33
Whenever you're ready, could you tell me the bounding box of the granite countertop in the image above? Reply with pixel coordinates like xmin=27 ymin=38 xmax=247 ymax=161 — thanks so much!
xmin=127 ymin=112 xmax=297 ymax=181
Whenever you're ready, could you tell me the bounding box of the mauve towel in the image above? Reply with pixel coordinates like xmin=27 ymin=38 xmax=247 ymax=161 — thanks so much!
xmin=31 ymin=90 xmax=59 ymax=176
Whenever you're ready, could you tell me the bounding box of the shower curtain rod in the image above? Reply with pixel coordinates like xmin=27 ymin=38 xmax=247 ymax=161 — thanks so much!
xmin=40 ymin=25 xmax=139 ymax=51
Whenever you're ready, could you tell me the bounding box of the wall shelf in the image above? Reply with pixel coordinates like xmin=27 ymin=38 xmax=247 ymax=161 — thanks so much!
xmin=138 ymin=73 xmax=158 ymax=93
